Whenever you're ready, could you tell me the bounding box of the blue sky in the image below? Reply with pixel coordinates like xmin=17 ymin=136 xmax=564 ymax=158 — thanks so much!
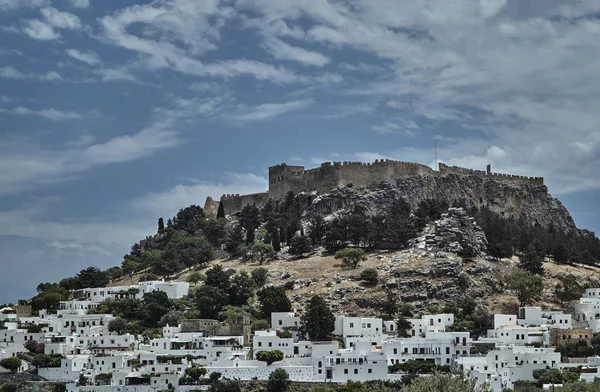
xmin=1 ymin=0 xmax=599 ymax=302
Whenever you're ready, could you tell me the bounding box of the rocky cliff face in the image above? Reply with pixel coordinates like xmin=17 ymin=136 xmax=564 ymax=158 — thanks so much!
xmin=307 ymin=173 xmax=576 ymax=233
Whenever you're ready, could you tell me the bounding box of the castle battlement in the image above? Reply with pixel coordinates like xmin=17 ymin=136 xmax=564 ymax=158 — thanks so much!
xmin=208 ymin=160 xmax=544 ymax=216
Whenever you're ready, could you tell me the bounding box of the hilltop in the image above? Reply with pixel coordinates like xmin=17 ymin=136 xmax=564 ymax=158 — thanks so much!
xmin=24 ymin=160 xmax=600 ymax=334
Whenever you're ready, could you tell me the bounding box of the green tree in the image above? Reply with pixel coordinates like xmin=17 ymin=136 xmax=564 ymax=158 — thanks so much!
xmin=77 ymin=266 xmax=109 ymax=288
xmin=385 ymin=197 xmax=418 ymax=249
xmin=164 ymin=231 xmax=213 ymax=270
xmin=225 ymin=225 xmax=245 ymax=256
xmin=195 ymin=286 xmax=228 ymax=319
xmin=255 ymin=350 xmax=284 ymax=365
xmin=239 ymin=204 xmax=261 ymax=244
xmin=58 ymin=276 xmax=81 ymax=291
xmin=187 ymin=271 xmax=204 ymax=286
xmin=130 ymin=243 xmax=142 ymax=258
xmin=172 ymin=205 xmax=205 ymax=235
xmin=506 ymin=270 xmax=544 ymax=306
xmin=122 ymin=260 xmax=141 ymax=283
xmin=105 ymin=266 xmax=123 ymax=282
xmin=204 ymin=219 xmax=228 ymax=248
xmin=555 ymin=274 xmax=584 ymax=305
xmin=300 ymin=295 xmax=335 ymax=341
xmin=158 ymin=217 xmax=165 ymax=232
xmin=360 ymin=268 xmax=378 ymax=286
xmin=205 ymin=265 xmax=231 ymax=292
xmin=143 ymin=291 xmax=173 ymax=328
xmin=403 ymin=372 xmax=492 ymax=392
xmin=519 ymin=243 xmax=545 ymax=275
xmin=307 ymin=215 xmax=327 ymax=246
xmin=228 ymin=271 xmax=256 ymax=306
xmin=217 ymin=201 xmax=226 ymax=219
xmin=257 ymin=286 xmax=292 ymax=319
xmin=0 ymin=357 xmax=21 ymax=372
xmin=141 ymin=249 xmax=163 ymax=267
xmin=267 ymin=368 xmax=291 ymax=392
xmin=380 ymin=290 xmax=399 ymax=320
xmin=335 ymin=248 xmax=367 ymax=268
xmin=396 ymin=316 xmax=412 ymax=337
xmin=185 ymin=366 xmax=207 ymax=384
xmin=251 ymin=241 xmax=275 ymax=264
xmin=289 ymin=235 xmax=312 ymax=258
xmin=553 ymin=240 xmax=570 ymax=264
xmin=210 ymin=380 xmax=241 ymax=392
xmin=139 ymin=273 xmax=159 ymax=282
xmin=251 ymin=267 xmax=269 ymax=287
xmin=108 ymin=317 xmax=127 ymax=334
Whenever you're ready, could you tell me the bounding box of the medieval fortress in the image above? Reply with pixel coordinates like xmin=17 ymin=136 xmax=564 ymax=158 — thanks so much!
xmin=204 ymin=160 xmax=544 ymax=216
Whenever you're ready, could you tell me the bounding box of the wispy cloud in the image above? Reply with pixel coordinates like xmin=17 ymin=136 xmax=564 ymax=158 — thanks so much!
xmin=21 ymin=7 xmax=82 ymax=41
xmin=65 ymin=49 xmax=100 ymax=65
xmin=263 ymin=37 xmax=330 ymax=67
xmin=70 ymin=0 xmax=90 ymax=9
xmin=135 ymin=172 xmax=268 ymax=217
xmin=0 ymin=66 xmax=64 ymax=81
xmin=7 ymin=106 xmax=84 ymax=121
xmin=371 ymin=119 xmax=419 ymax=135
xmin=232 ymin=99 xmax=312 ymax=122
xmin=0 ymin=0 xmax=47 ymax=11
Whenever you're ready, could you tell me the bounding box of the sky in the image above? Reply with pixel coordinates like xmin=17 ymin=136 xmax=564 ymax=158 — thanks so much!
xmin=1 ymin=0 xmax=599 ymax=302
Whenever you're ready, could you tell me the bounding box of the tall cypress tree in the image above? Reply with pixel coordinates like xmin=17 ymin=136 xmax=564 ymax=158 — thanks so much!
xmin=300 ymin=295 xmax=335 ymax=341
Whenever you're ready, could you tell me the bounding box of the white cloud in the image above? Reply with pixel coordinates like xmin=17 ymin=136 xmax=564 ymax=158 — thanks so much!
xmin=136 ymin=172 xmax=268 ymax=217
xmin=234 ymin=0 xmax=600 ymax=194
xmin=263 ymin=37 xmax=330 ymax=67
xmin=40 ymin=7 xmax=82 ymax=30
xmin=98 ymin=1 xmax=306 ymax=84
xmin=22 ymin=19 xmax=60 ymax=40
xmin=371 ymin=119 xmax=419 ymax=135
xmin=0 ymin=0 xmax=47 ymax=11
xmin=9 ymin=106 xmax=84 ymax=121
xmin=21 ymin=7 xmax=82 ymax=41
xmin=65 ymin=49 xmax=100 ymax=65
xmin=70 ymin=0 xmax=90 ymax=9
xmin=40 ymin=71 xmax=63 ymax=81
xmin=0 ymin=67 xmax=64 ymax=81
xmin=232 ymin=99 xmax=312 ymax=122
xmin=0 ymin=67 xmax=26 ymax=79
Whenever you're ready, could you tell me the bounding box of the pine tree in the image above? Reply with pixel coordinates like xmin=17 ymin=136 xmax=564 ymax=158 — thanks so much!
xmin=158 ymin=217 xmax=165 ymax=232
xmin=519 ymin=243 xmax=544 ymax=275
xmin=217 ymin=201 xmax=226 ymax=219
xmin=300 ymin=295 xmax=335 ymax=341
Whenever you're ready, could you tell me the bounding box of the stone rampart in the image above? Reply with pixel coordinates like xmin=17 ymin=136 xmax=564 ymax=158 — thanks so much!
xmin=267 ymin=159 xmax=436 ymax=199
xmin=218 ymin=192 xmax=270 ymax=216
xmin=438 ymin=163 xmax=543 ymax=185
xmin=203 ymin=160 xmax=544 ymax=216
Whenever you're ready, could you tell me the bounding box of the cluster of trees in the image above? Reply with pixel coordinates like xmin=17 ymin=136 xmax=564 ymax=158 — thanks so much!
xmin=226 ymin=194 xmax=448 ymax=260
xmin=388 ymin=359 xmax=451 ymax=375
xmin=91 ymin=290 xmax=183 ymax=332
xmin=123 ymin=205 xmax=219 ymax=278
xmin=474 ymin=208 xmax=600 ymax=268
xmin=444 ymin=297 xmax=493 ymax=340
xmin=504 ymin=270 xmax=585 ymax=308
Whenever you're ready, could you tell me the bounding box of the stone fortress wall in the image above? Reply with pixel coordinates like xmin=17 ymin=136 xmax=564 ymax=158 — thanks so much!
xmin=205 ymin=159 xmax=544 ymax=216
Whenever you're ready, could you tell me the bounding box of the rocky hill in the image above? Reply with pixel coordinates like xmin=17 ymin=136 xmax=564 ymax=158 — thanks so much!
xmin=307 ymin=174 xmax=576 ymax=233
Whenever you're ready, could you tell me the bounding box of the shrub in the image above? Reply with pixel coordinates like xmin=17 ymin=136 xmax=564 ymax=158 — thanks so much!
xmin=334 ymin=248 xmax=367 ymax=268
xmin=256 ymin=350 xmax=284 ymax=365
xmin=251 ymin=268 xmax=269 ymax=287
xmin=360 ymin=268 xmax=378 ymax=285
xmin=139 ymin=273 xmax=159 ymax=282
